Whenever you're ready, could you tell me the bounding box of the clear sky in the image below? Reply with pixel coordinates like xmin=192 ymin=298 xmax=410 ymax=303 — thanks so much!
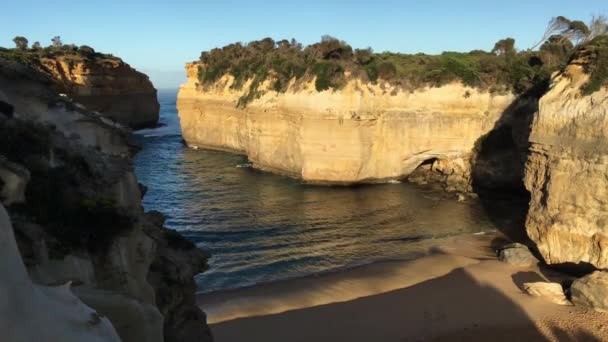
xmin=2 ymin=0 xmax=606 ymax=88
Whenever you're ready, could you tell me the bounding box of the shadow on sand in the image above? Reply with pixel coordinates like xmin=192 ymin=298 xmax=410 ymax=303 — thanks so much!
xmin=210 ymin=264 xmax=600 ymax=342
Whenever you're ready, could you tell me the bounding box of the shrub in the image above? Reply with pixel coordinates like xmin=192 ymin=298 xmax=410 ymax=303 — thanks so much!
xmin=580 ymin=35 xmax=608 ymax=95
xmin=312 ymin=61 xmax=344 ymax=91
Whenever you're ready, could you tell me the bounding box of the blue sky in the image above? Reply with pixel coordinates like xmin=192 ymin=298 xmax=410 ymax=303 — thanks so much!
xmin=2 ymin=0 xmax=606 ymax=88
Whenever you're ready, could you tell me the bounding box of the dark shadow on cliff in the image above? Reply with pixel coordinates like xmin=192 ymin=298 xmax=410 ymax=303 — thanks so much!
xmin=209 ymin=264 xmax=600 ymax=342
xmin=471 ymin=83 xmax=548 ymax=244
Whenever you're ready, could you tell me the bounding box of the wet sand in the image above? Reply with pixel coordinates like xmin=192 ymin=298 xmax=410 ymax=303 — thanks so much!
xmin=199 ymin=233 xmax=608 ymax=341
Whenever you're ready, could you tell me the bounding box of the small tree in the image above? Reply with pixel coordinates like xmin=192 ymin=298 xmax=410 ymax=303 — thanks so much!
xmin=587 ymin=15 xmax=608 ymax=43
xmin=32 ymin=41 xmax=41 ymax=50
xmin=51 ymin=36 xmax=62 ymax=48
xmin=12 ymin=36 xmax=28 ymax=50
xmin=492 ymin=38 xmax=516 ymax=56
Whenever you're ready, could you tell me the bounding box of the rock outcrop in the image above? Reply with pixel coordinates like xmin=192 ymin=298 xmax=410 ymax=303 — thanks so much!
xmin=571 ymin=271 xmax=608 ymax=312
xmin=178 ymin=62 xmax=520 ymax=187
xmin=0 ymin=57 xmax=211 ymax=342
xmin=524 ymin=46 xmax=608 ymax=269
xmin=498 ymin=243 xmax=540 ymax=267
xmin=37 ymin=55 xmax=159 ymax=129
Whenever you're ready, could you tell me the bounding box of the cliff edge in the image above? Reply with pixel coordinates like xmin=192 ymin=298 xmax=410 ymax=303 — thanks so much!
xmin=0 ymin=45 xmax=159 ymax=129
xmin=178 ymin=62 xmax=517 ymax=187
xmin=524 ymin=36 xmax=608 ymax=269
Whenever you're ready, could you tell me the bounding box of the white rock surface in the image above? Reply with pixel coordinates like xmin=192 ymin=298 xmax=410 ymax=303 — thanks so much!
xmin=0 ymin=204 xmax=121 ymax=342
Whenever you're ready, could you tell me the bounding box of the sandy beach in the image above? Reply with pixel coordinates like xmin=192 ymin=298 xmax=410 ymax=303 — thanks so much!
xmin=199 ymin=233 xmax=608 ymax=341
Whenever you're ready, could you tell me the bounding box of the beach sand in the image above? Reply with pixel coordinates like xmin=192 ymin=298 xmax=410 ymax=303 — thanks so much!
xmin=199 ymin=233 xmax=608 ymax=341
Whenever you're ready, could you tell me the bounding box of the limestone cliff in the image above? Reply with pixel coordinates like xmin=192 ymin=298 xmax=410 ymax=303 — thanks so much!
xmin=524 ymin=46 xmax=608 ymax=269
xmin=0 ymin=57 xmax=211 ymax=342
xmin=178 ymin=62 xmax=520 ymax=187
xmin=37 ymin=55 xmax=159 ymax=129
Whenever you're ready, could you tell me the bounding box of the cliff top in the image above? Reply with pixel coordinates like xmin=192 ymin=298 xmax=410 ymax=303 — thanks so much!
xmin=192 ymin=16 xmax=607 ymax=107
xmin=0 ymin=39 xmax=128 ymax=71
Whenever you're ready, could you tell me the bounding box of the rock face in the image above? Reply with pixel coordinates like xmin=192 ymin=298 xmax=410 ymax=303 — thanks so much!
xmin=38 ymin=55 xmax=159 ymax=129
xmin=0 ymin=57 xmax=211 ymax=342
xmin=178 ymin=62 xmax=519 ymax=186
xmin=571 ymin=271 xmax=608 ymax=312
xmin=524 ymin=50 xmax=608 ymax=269
xmin=0 ymin=204 xmax=121 ymax=342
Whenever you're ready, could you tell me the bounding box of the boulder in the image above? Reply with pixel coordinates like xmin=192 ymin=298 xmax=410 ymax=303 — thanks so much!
xmin=498 ymin=243 xmax=539 ymax=267
xmin=571 ymin=271 xmax=608 ymax=312
xmin=523 ymin=282 xmax=571 ymax=306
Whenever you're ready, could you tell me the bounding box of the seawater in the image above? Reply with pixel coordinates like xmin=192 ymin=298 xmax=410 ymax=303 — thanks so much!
xmin=134 ymin=89 xmax=499 ymax=294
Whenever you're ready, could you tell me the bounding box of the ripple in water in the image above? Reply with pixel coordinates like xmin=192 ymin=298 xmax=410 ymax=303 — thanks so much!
xmin=134 ymin=89 xmax=498 ymax=293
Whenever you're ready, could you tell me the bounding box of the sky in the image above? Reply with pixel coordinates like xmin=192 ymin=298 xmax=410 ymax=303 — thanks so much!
xmin=2 ymin=0 xmax=607 ymax=88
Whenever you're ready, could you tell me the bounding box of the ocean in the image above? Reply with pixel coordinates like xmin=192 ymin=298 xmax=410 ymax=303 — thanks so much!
xmin=133 ymin=89 xmax=501 ymax=294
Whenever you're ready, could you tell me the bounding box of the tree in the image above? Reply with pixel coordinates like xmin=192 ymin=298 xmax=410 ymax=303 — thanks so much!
xmin=12 ymin=36 xmax=28 ymax=50
xmin=532 ymin=16 xmax=594 ymax=49
xmin=51 ymin=36 xmax=62 ymax=48
xmin=492 ymin=38 xmax=516 ymax=56
xmin=32 ymin=41 xmax=41 ymax=50
xmin=587 ymin=15 xmax=608 ymax=43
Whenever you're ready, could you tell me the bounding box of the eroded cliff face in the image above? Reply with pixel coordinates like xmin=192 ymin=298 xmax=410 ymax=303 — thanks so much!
xmin=524 ymin=53 xmax=608 ymax=269
xmin=0 ymin=58 xmax=211 ymax=342
xmin=178 ymin=62 xmax=519 ymax=187
xmin=38 ymin=56 xmax=159 ymax=129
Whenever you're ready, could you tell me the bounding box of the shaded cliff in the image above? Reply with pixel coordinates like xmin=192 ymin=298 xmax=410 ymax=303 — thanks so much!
xmin=524 ymin=36 xmax=608 ymax=269
xmin=1 ymin=45 xmax=159 ymax=129
xmin=0 ymin=57 xmax=211 ymax=342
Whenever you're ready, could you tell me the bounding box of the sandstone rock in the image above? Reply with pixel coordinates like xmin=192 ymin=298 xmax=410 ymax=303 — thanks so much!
xmin=523 ymin=282 xmax=571 ymax=306
xmin=498 ymin=243 xmax=539 ymax=267
xmin=38 ymin=56 xmax=159 ymax=129
xmin=523 ymin=46 xmax=608 ymax=269
xmin=0 ymin=204 xmax=121 ymax=342
xmin=178 ymin=62 xmax=518 ymax=185
xmin=571 ymin=271 xmax=608 ymax=312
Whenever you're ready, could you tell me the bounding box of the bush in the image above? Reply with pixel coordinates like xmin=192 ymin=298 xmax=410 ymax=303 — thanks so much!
xmin=580 ymin=35 xmax=608 ymax=95
xmin=312 ymin=61 xmax=344 ymax=91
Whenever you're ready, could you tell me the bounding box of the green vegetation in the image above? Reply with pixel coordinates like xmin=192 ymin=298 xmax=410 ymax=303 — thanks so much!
xmin=0 ymin=35 xmax=122 ymax=66
xmin=195 ymin=16 xmax=607 ymax=106
xmin=580 ymin=35 xmax=608 ymax=95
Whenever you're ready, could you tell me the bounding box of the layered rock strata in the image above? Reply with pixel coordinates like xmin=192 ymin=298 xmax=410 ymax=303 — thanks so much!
xmin=524 ymin=50 xmax=608 ymax=269
xmin=37 ymin=55 xmax=159 ymax=129
xmin=178 ymin=63 xmax=523 ymax=188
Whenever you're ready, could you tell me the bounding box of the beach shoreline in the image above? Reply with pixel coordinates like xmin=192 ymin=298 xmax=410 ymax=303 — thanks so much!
xmin=200 ymin=232 xmax=608 ymax=341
